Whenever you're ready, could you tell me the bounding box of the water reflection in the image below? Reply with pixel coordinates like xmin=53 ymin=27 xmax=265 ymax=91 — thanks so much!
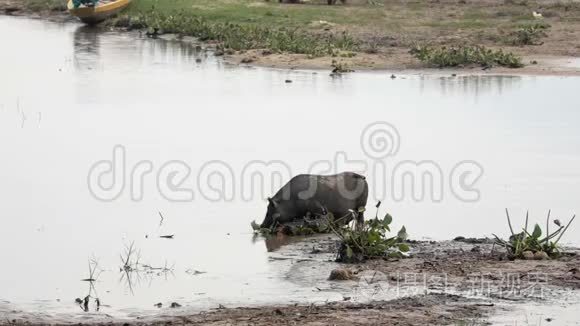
xmin=73 ymin=25 xmax=101 ymax=69
xmin=419 ymin=75 xmax=522 ymax=98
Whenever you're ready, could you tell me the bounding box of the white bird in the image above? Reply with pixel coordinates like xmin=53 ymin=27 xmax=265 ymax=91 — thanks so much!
xmin=533 ymin=11 xmax=543 ymax=19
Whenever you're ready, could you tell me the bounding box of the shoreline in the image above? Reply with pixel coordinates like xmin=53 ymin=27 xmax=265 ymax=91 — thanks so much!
xmin=2 ymin=1 xmax=580 ymax=76
xmin=3 ymin=237 xmax=580 ymax=325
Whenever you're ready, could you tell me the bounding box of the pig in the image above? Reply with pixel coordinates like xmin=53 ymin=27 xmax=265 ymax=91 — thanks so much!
xmin=260 ymin=172 xmax=368 ymax=229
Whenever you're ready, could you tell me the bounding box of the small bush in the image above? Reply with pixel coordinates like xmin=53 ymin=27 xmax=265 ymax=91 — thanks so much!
xmin=493 ymin=209 xmax=576 ymax=259
xmin=410 ymin=44 xmax=524 ymax=68
xmin=509 ymin=22 xmax=550 ymax=46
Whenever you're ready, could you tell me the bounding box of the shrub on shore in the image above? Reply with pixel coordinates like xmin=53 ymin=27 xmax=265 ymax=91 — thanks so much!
xmin=410 ymin=45 xmax=524 ymax=68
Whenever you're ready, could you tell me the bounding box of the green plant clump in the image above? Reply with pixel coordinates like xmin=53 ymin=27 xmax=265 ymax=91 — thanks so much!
xmin=330 ymin=59 xmax=354 ymax=74
xmin=251 ymin=211 xmax=337 ymax=237
xmin=410 ymin=45 xmax=524 ymax=68
xmin=493 ymin=209 xmax=576 ymax=259
xmin=332 ymin=211 xmax=409 ymax=263
xmin=509 ymin=22 xmax=550 ymax=46
xmin=111 ymin=8 xmax=358 ymax=57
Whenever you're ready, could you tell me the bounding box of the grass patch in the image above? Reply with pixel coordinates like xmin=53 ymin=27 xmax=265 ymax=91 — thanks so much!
xmin=410 ymin=44 xmax=524 ymax=68
xmin=112 ymin=7 xmax=358 ymax=56
xmin=508 ymin=22 xmax=550 ymax=45
xmin=22 ymin=0 xmax=66 ymax=11
xmin=122 ymin=0 xmax=384 ymax=30
xmin=493 ymin=209 xmax=576 ymax=259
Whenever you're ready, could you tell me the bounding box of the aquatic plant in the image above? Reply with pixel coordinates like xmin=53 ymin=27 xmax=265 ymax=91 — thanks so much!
xmin=120 ymin=241 xmax=140 ymax=272
xmin=332 ymin=205 xmax=409 ymax=263
xmin=410 ymin=45 xmax=524 ymax=68
xmin=508 ymin=22 xmax=550 ymax=46
xmin=493 ymin=209 xmax=576 ymax=259
xmin=78 ymin=257 xmax=102 ymax=312
xmin=251 ymin=213 xmax=333 ymax=236
xmin=111 ymin=8 xmax=359 ymax=57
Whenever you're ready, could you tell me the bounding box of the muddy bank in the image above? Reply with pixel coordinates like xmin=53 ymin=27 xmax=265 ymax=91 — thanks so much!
xmin=275 ymin=236 xmax=580 ymax=293
xmin=2 ymin=0 xmax=580 ymax=76
xmin=2 ymin=236 xmax=578 ymax=325
xmin=145 ymin=293 xmax=493 ymax=326
xmin=227 ymin=49 xmax=580 ymax=76
xmin=3 ymin=293 xmax=492 ymax=326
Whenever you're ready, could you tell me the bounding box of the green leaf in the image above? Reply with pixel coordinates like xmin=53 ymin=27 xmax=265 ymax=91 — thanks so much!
xmin=398 ymin=243 xmax=410 ymax=252
xmin=384 ymin=213 xmax=393 ymax=225
xmin=251 ymin=220 xmax=260 ymax=231
xmin=358 ymin=206 xmax=366 ymax=213
xmin=532 ymin=224 xmax=542 ymax=239
xmin=397 ymin=226 xmax=408 ymax=241
xmin=346 ymin=245 xmax=353 ymax=259
xmin=368 ymin=232 xmax=380 ymax=244
xmin=388 ymin=251 xmax=404 ymax=258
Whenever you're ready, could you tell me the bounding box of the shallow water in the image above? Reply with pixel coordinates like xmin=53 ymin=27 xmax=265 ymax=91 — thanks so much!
xmin=1 ymin=15 xmax=579 ymax=320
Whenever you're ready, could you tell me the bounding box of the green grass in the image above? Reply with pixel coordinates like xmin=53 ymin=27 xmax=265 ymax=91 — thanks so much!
xmin=23 ymin=0 xmax=66 ymax=11
xmin=410 ymin=44 xmax=524 ymax=68
xmin=113 ymin=7 xmax=359 ymax=56
xmin=124 ymin=0 xmax=380 ymax=29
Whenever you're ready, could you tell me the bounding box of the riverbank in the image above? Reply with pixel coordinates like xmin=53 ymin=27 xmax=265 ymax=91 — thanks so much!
xmin=2 ymin=0 xmax=580 ymax=75
xmin=3 ymin=236 xmax=579 ymax=325
xmin=4 ymin=294 xmax=494 ymax=325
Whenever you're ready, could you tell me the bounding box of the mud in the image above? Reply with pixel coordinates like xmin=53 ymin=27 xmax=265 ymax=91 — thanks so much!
xmin=2 ymin=293 xmax=493 ymax=326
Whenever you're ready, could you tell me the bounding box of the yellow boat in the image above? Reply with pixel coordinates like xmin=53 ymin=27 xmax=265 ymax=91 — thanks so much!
xmin=67 ymin=0 xmax=132 ymax=25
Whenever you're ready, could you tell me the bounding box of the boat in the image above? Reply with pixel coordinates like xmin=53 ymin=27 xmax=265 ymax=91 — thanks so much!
xmin=67 ymin=0 xmax=132 ymax=25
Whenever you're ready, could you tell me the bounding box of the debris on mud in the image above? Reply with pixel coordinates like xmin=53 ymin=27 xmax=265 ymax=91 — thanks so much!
xmin=453 ymin=236 xmax=494 ymax=244
xmin=90 ymin=293 xmax=493 ymax=326
xmin=328 ymin=268 xmax=356 ymax=281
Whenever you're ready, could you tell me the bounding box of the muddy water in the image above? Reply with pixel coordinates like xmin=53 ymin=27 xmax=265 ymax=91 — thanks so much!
xmin=1 ymin=15 xmax=580 ymax=321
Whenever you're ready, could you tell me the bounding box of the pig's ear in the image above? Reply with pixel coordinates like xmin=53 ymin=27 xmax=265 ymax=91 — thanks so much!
xmin=268 ymin=197 xmax=279 ymax=207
